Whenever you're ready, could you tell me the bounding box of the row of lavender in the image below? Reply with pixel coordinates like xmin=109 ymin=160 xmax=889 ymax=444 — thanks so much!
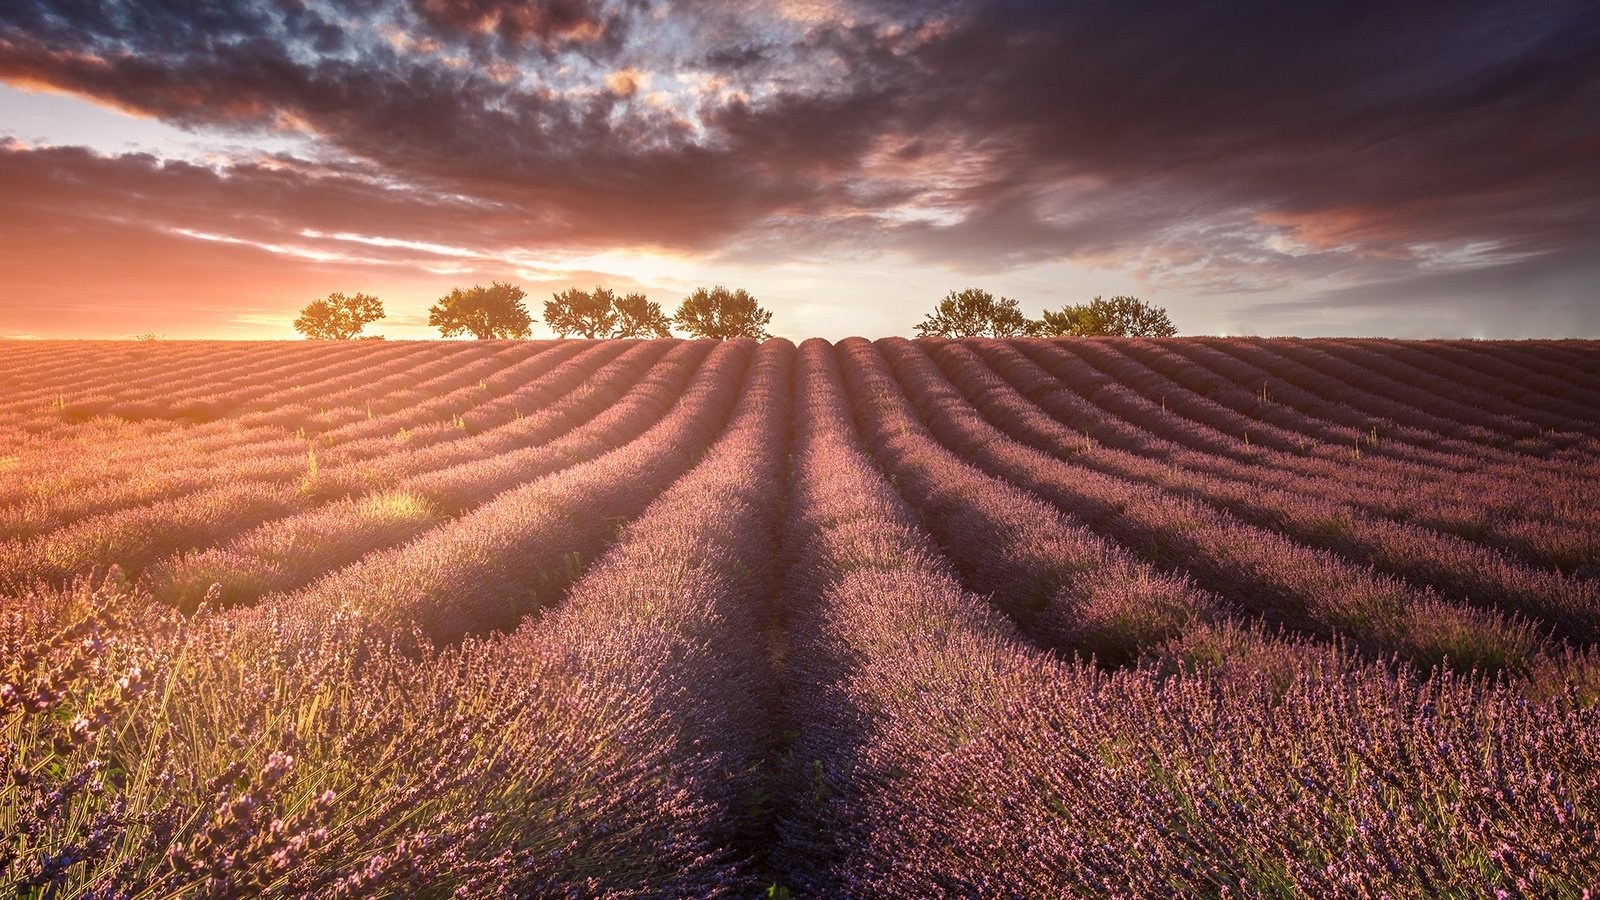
xmin=2 ymin=339 xmax=793 ymax=894
xmin=773 ymin=339 xmax=1598 ymax=894
xmin=848 ymin=338 xmax=1594 ymax=667
xmin=3 ymin=336 xmax=1595 ymax=602
xmin=4 ymin=336 xmax=1600 ymax=894
xmin=6 ymin=335 xmax=1595 ymax=563
xmin=0 ymin=340 xmax=716 ymax=597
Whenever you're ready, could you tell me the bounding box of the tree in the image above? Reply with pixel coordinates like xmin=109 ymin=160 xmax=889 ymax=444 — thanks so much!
xmin=544 ymin=287 xmax=673 ymax=338
xmin=612 ymin=292 xmax=674 ymax=338
xmin=429 ymin=281 xmax=534 ymax=339
xmin=673 ymin=286 xmax=772 ymax=340
xmin=544 ymin=287 xmax=618 ymax=338
xmin=294 ymin=292 xmax=385 ymax=340
xmin=915 ymin=288 xmax=1032 ymax=338
xmin=1032 ymin=295 xmax=1177 ymax=337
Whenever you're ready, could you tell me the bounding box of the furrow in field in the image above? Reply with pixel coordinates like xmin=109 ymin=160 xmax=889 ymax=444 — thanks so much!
xmin=314 ymin=341 xmax=565 ymax=442
xmin=0 ymin=339 xmax=433 ymax=491
xmin=1039 ymin=337 xmax=1562 ymax=474
xmin=1108 ymin=337 xmax=1546 ymax=471
xmin=913 ymin=339 xmax=1600 ymax=642
xmin=0 ymin=342 xmax=799 ymax=895
xmin=1145 ymin=336 xmax=1509 ymax=466
xmin=1052 ymin=337 xmax=1406 ymax=458
xmin=1014 ymin=336 xmax=1558 ymax=488
xmin=773 ymin=335 xmax=1036 ymax=892
xmin=1214 ymin=338 xmax=1536 ymax=446
xmin=436 ymin=337 xmax=794 ymax=893
xmin=110 ymin=340 xmax=447 ymax=416
xmin=0 ymin=342 xmax=666 ymax=587
xmin=1158 ymin=336 xmax=1600 ymax=484
xmin=17 ymin=339 xmax=403 ymax=427
xmin=119 ymin=340 xmax=513 ymax=428
xmin=218 ymin=341 xmax=518 ymax=429
xmin=144 ymin=340 xmax=695 ymax=610
xmin=969 ymin=341 xmax=1600 ymax=571
xmin=1188 ymin=337 xmax=1524 ymax=453
xmin=1314 ymin=339 xmax=1596 ymax=438
xmin=0 ymin=345 xmax=206 ymax=415
xmin=850 ymin=338 xmax=1544 ymax=672
xmin=169 ymin=341 xmax=476 ymax=426
xmin=1478 ymin=340 xmax=1600 ymax=390
xmin=772 ymin=337 xmax=1598 ymax=895
xmin=828 ymin=339 xmax=1225 ymax=663
xmin=1139 ymin=337 xmax=1600 ymax=507
xmin=16 ymin=337 xmax=441 ymax=437
xmin=1355 ymin=340 xmax=1600 ymax=430
xmin=235 ymin=339 xmax=758 ymax=646
xmin=0 ymin=342 xmax=569 ymax=536
xmin=0 ymin=340 xmax=270 ymax=414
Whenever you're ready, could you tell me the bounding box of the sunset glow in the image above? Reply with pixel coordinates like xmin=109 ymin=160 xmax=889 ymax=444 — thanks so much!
xmin=2 ymin=1 xmax=1597 ymax=339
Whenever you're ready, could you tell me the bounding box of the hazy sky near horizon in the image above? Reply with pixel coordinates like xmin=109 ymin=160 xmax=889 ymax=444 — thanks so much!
xmin=2 ymin=0 xmax=1597 ymax=340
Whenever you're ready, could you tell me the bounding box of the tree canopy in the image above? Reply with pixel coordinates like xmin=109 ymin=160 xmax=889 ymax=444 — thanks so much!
xmin=1033 ymin=295 xmax=1178 ymax=337
xmin=294 ymin=292 xmax=385 ymax=340
xmin=673 ymin=286 xmax=772 ymax=340
xmin=915 ymin=288 xmax=1032 ymax=338
xmin=544 ymin=287 xmax=672 ymax=338
xmin=429 ymin=282 xmax=534 ymax=339
xmin=612 ymin=292 xmax=674 ymax=338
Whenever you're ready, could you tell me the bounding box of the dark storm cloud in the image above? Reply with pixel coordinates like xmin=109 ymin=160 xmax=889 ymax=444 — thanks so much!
xmin=862 ymin=0 xmax=1600 ymax=264
xmin=1 ymin=0 xmax=1597 ymax=328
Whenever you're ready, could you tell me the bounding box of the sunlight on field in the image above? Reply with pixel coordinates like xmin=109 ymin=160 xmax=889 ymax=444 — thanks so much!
xmin=358 ymin=490 xmax=435 ymax=525
xmin=2 ymin=336 xmax=1599 ymax=895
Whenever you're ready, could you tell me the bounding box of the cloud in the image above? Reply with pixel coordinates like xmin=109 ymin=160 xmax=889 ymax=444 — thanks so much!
xmin=0 ymin=0 xmax=1596 ymax=336
xmin=408 ymin=0 xmax=616 ymax=50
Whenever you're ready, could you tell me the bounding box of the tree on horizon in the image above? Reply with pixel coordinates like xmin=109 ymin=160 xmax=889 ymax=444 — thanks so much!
xmin=545 ymin=287 xmax=672 ymax=338
xmin=612 ymin=292 xmax=674 ymax=338
xmin=915 ymin=288 xmax=1032 ymax=338
xmin=429 ymin=282 xmax=534 ymax=339
xmin=1034 ymin=295 xmax=1177 ymax=337
xmin=673 ymin=286 xmax=772 ymax=340
xmin=294 ymin=292 xmax=385 ymax=340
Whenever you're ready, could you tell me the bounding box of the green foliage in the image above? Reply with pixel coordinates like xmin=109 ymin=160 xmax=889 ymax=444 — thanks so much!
xmin=612 ymin=291 xmax=674 ymax=338
xmin=544 ymin=287 xmax=673 ymax=338
xmin=1033 ymin=295 xmax=1177 ymax=337
xmin=673 ymin=286 xmax=772 ymax=340
xmin=293 ymin=292 xmax=385 ymax=340
xmin=915 ymin=288 xmax=1031 ymax=338
xmin=429 ymin=281 xmax=534 ymax=339
xmin=544 ymin=287 xmax=618 ymax=338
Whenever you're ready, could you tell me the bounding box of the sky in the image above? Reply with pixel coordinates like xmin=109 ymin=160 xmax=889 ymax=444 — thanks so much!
xmin=1 ymin=0 xmax=1597 ymax=340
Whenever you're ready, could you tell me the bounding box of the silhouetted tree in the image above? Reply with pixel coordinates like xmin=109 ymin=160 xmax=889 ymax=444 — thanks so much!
xmin=915 ymin=288 xmax=1031 ymax=337
xmin=544 ymin=287 xmax=618 ymax=338
xmin=429 ymin=281 xmax=534 ymax=339
xmin=613 ymin=292 xmax=673 ymax=338
xmin=544 ymin=287 xmax=673 ymax=338
xmin=1033 ymin=295 xmax=1177 ymax=337
xmin=294 ymin=292 xmax=385 ymax=340
xmin=673 ymin=286 xmax=772 ymax=339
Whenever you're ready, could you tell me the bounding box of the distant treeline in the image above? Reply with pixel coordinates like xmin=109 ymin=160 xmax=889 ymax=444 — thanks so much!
xmin=292 ymin=284 xmax=1175 ymax=340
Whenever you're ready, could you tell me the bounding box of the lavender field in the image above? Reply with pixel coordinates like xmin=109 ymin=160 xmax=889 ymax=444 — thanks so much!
xmin=3 ymin=336 xmax=1599 ymax=897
